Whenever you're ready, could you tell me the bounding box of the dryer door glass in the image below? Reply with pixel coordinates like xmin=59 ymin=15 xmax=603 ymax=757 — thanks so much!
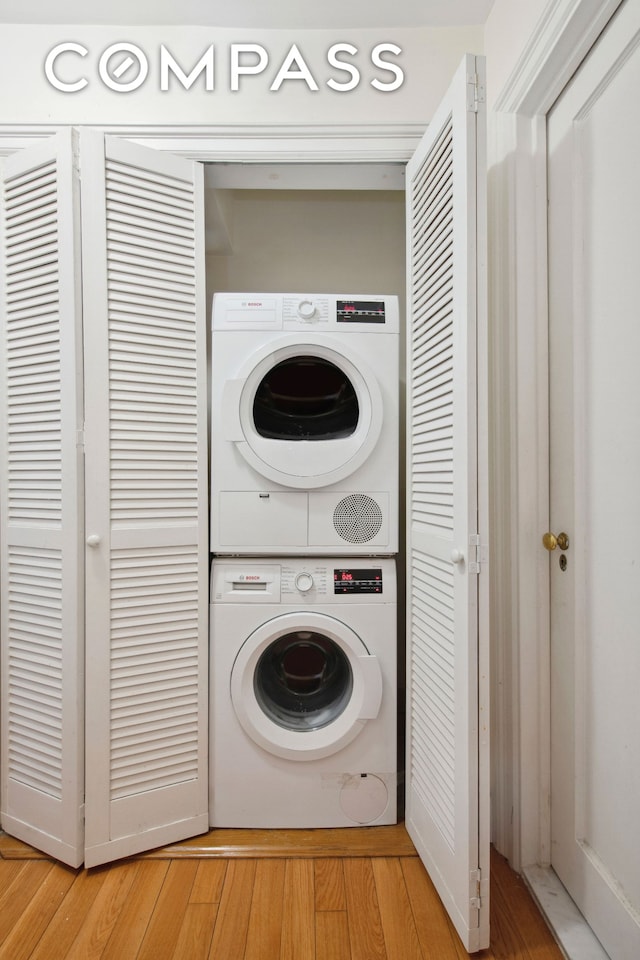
xmin=254 ymin=630 xmax=353 ymax=731
xmin=253 ymin=356 xmax=359 ymax=440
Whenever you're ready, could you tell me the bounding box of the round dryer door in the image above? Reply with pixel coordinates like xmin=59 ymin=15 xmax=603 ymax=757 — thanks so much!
xmin=225 ymin=336 xmax=383 ymax=489
xmin=230 ymin=611 xmax=383 ymax=761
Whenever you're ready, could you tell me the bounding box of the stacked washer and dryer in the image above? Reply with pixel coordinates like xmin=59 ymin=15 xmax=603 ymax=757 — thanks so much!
xmin=209 ymin=292 xmax=399 ymax=828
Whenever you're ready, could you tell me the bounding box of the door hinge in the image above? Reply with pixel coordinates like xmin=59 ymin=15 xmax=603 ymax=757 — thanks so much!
xmin=467 ymin=72 xmax=485 ymax=113
xmin=468 ymin=534 xmax=487 ymax=574
xmin=470 ymin=868 xmax=482 ymax=909
xmin=76 ymin=429 xmax=85 ymax=448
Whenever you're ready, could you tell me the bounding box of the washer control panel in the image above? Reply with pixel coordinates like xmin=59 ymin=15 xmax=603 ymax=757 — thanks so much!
xmin=211 ymin=558 xmax=394 ymax=603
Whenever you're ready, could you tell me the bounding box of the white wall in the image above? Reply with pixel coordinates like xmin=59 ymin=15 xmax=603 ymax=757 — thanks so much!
xmin=0 ymin=24 xmax=483 ymax=126
xmin=207 ymin=188 xmax=404 ymax=303
xmin=485 ymin=0 xmax=550 ymax=107
xmin=4 ymin=6 xmax=566 ymax=128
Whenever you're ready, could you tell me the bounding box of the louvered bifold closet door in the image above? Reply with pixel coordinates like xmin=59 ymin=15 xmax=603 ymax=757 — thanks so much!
xmin=81 ymin=133 xmax=208 ymax=867
xmin=405 ymin=54 xmax=489 ymax=951
xmin=0 ymin=131 xmax=84 ymax=867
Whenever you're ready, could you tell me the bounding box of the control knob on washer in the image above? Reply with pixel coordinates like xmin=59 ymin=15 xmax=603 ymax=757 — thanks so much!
xmin=297 ymin=299 xmax=316 ymax=321
xmin=295 ymin=572 xmax=314 ymax=593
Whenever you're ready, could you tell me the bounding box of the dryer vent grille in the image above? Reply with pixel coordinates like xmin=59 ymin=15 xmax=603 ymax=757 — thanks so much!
xmin=333 ymin=495 xmax=383 ymax=543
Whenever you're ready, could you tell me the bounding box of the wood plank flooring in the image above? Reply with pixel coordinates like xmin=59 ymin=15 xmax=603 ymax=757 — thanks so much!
xmin=0 ymin=828 xmax=564 ymax=959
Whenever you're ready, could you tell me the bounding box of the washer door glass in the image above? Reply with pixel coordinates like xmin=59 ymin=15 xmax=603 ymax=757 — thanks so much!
xmin=254 ymin=630 xmax=353 ymax=730
xmin=230 ymin=611 xmax=383 ymax=761
xmin=253 ymin=356 xmax=359 ymax=441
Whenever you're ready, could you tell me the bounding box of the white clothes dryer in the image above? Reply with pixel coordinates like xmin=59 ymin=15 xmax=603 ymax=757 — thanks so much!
xmin=210 ymin=292 xmax=399 ymax=555
xmin=209 ymin=556 xmax=397 ymax=828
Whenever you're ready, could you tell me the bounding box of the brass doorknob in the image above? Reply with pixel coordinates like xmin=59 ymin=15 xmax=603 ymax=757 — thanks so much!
xmin=542 ymin=531 xmax=569 ymax=551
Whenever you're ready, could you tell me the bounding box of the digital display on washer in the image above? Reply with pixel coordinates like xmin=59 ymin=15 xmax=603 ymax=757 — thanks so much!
xmin=336 ymin=300 xmax=386 ymax=323
xmin=334 ymin=568 xmax=383 ymax=594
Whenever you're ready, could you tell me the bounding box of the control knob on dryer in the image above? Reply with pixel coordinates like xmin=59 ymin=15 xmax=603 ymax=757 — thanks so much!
xmin=296 ymin=299 xmax=317 ymax=321
xmin=294 ymin=571 xmax=314 ymax=593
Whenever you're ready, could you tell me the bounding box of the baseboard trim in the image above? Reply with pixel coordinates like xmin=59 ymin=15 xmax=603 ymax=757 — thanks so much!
xmin=0 ymin=823 xmax=417 ymax=862
xmin=523 ymin=864 xmax=611 ymax=960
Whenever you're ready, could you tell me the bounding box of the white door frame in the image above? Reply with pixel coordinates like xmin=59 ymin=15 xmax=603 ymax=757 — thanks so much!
xmin=0 ymin=0 xmax=623 ymax=874
xmin=0 ymin=123 xmax=424 ymax=161
xmin=488 ymin=0 xmax=623 ymax=875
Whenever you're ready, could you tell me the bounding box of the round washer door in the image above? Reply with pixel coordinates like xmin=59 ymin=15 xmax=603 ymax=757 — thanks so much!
xmin=230 ymin=611 xmax=383 ymax=761
xmin=226 ymin=336 xmax=383 ymax=489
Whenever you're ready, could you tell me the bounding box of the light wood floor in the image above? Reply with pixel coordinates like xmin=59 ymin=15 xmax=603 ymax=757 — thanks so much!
xmin=0 ymin=826 xmax=563 ymax=959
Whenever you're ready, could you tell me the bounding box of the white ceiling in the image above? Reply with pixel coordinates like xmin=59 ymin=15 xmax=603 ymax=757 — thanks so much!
xmin=0 ymin=0 xmax=496 ymax=28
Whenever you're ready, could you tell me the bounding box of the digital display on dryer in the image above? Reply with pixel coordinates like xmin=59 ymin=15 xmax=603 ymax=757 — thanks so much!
xmin=334 ymin=568 xmax=383 ymax=594
xmin=336 ymin=300 xmax=386 ymax=323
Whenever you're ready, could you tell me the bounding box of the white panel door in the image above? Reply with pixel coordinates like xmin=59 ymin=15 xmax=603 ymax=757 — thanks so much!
xmin=81 ymin=132 xmax=209 ymax=867
xmin=547 ymin=1 xmax=640 ymax=955
xmin=405 ymin=54 xmax=489 ymax=952
xmin=0 ymin=130 xmax=84 ymax=867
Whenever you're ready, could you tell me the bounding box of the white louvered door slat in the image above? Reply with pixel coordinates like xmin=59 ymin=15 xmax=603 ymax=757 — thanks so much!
xmin=0 ymin=131 xmax=84 ymax=868
xmin=82 ymin=133 xmax=208 ymax=867
xmin=405 ymin=54 xmax=489 ymax=952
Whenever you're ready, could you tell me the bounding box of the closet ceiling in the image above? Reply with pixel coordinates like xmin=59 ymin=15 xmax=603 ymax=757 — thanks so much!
xmin=0 ymin=0 xmax=495 ymax=28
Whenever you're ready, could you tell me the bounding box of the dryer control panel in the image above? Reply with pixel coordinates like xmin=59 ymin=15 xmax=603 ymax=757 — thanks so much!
xmin=212 ymin=292 xmax=399 ymax=333
xmin=336 ymin=300 xmax=386 ymax=324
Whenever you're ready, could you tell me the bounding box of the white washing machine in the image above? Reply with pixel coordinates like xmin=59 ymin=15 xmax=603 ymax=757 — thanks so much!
xmin=210 ymin=292 xmax=399 ymax=555
xmin=209 ymin=556 xmax=397 ymax=828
